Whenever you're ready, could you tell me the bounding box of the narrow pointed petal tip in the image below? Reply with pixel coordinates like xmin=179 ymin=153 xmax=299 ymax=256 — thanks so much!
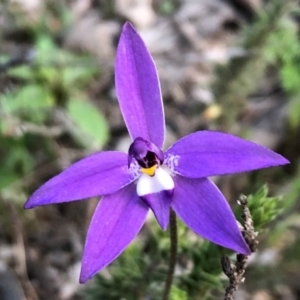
xmin=116 ymin=22 xmax=165 ymax=148
xmin=165 ymin=131 xmax=289 ymax=178
xmin=24 ymin=200 xmax=36 ymax=210
xmin=123 ymin=21 xmax=135 ymax=32
xmin=24 ymin=151 xmax=136 ymax=209
xmin=79 ymin=184 xmax=148 ymax=283
xmin=141 ymin=191 xmax=172 ymax=230
xmin=171 ymin=176 xmax=250 ymax=255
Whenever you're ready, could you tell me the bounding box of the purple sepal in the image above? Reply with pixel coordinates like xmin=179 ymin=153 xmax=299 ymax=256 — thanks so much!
xmin=128 ymin=137 xmax=164 ymax=168
xmin=24 ymin=151 xmax=135 ymax=208
xmin=171 ymin=176 xmax=250 ymax=254
xmin=80 ymin=183 xmax=148 ymax=283
xmin=115 ymin=22 xmax=165 ymax=148
xmin=165 ymin=131 xmax=289 ymax=178
xmin=141 ymin=190 xmax=173 ymax=230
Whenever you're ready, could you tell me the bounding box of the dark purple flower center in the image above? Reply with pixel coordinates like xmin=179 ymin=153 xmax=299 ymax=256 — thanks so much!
xmin=128 ymin=137 xmax=164 ymax=169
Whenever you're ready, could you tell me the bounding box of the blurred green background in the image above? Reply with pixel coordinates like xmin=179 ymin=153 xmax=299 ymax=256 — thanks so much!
xmin=0 ymin=0 xmax=299 ymax=299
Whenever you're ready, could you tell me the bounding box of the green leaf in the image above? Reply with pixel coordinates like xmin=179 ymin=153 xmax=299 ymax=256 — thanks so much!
xmin=7 ymin=65 xmax=35 ymax=81
xmin=288 ymin=94 xmax=300 ymax=128
xmin=1 ymin=84 xmax=54 ymax=124
xmin=4 ymin=84 xmax=54 ymax=113
xmin=281 ymin=65 xmax=300 ymax=93
xmin=36 ymin=34 xmax=57 ymax=53
xmin=67 ymin=97 xmax=109 ymax=149
xmin=62 ymin=64 xmax=98 ymax=87
xmin=0 ymin=140 xmax=34 ymax=190
xmin=170 ymin=286 xmax=189 ymax=300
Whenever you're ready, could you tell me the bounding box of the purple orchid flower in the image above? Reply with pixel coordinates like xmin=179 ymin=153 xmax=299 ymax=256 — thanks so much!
xmin=25 ymin=22 xmax=289 ymax=283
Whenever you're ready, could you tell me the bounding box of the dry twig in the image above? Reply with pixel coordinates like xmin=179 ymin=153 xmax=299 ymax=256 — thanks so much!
xmin=221 ymin=195 xmax=258 ymax=300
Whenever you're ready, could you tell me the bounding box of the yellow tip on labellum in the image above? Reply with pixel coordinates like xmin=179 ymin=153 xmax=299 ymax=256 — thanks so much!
xmin=140 ymin=165 xmax=157 ymax=176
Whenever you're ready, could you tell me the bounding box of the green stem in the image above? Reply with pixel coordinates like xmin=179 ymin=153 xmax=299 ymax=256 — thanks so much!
xmin=162 ymin=209 xmax=178 ymax=300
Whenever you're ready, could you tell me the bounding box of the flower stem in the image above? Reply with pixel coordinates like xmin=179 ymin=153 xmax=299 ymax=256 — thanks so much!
xmin=162 ymin=209 xmax=178 ymax=300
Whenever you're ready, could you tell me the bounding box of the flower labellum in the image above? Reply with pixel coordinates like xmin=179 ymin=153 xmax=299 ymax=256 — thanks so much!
xmin=24 ymin=22 xmax=289 ymax=283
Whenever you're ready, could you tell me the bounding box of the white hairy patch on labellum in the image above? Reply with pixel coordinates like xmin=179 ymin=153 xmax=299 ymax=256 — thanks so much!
xmin=137 ymin=167 xmax=174 ymax=197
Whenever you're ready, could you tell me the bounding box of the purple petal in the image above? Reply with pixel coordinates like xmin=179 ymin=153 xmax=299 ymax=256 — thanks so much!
xmin=115 ymin=22 xmax=165 ymax=148
xmin=165 ymin=131 xmax=289 ymax=178
xmin=25 ymin=151 xmax=135 ymax=208
xmin=171 ymin=176 xmax=250 ymax=254
xmin=80 ymin=183 xmax=148 ymax=283
xmin=141 ymin=191 xmax=172 ymax=230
